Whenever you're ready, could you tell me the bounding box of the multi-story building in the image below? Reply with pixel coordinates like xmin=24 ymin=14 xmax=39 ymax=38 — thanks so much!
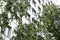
xmin=0 ymin=0 xmax=56 ymax=40
xmin=0 ymin=0 xmax=43 ymax=40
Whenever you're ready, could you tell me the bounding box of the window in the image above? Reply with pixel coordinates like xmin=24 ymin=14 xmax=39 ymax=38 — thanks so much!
xmin=26 ymin=12 xmax=30 ymax=18
xmin=38 ymin=6 xmax=41 ymax=11
xmin=32 ymin=0 xmax=36 ymax=6
xmin=32 ymin=8 xmax=36 ymax=14
xmin=38 ymin=0 xmax=41 ymax=3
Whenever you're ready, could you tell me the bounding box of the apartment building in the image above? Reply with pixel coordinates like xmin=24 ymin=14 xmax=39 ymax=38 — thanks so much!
xmin=27 ymin=0 xmax=42 ymax=21
xmin=0 ymin=0 xmax=46 ymax=40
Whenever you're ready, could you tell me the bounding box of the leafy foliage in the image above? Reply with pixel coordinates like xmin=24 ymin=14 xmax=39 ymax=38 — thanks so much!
xmin=1 ymin=0 xmax=60 ymax=40
xmin=43 ymin=2 xmax=60 ymax=40
xmin=1 ymin=0 xmax=44 ymax=40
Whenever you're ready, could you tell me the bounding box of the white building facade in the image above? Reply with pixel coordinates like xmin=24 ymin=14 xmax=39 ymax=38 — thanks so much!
xmin=3 ymin=0 xmax=43 ymax=40
xmin=0 ymin=0 xmax=57 ymax=40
